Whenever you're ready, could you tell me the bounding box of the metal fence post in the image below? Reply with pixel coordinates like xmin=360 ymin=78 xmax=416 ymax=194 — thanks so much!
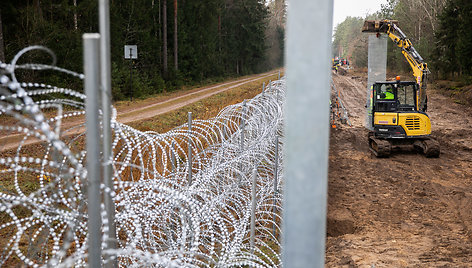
xmin=238 ymin=100 xmax=247 ymax=184
xmin=278 ymin=70 xmax=281 ymax=80
xmin=83 ymin=33 xmax=102 ymax=268
xmin=262 ymin=82 xmax=265 ymax=95
xmin=272 ymin=135 xmax=279 ymax=237
xmin=171 ymin=141 xmax=176 ymax=173
xmin=276 ymin=84 xmax=279 ymax=101
xmin=282 ymin=0 xmax=333 ymax=267
xmin=99 ymin=1 xmax=117 ymax=266
xmin=241 ymin=100 xmax=247 ymax=152
xmin=223 ymin=118 xmax=227 ymax=140
xmin=250 ymin=167 xmax=257 ymax=253
xmin=187 ymin=112 xmax=192 ymax=185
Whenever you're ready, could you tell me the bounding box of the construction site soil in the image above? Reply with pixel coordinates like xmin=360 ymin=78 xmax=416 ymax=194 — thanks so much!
xmin=327 ymin=72 xmax=472 ymax=267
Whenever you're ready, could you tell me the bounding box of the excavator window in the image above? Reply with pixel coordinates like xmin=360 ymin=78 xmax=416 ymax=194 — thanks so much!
xmin=397 ymin=84 xmax=416 ymax=111
xmin=378 ymin=84 xmax=395 ymax=100
xmin=373 ymin=83 xmax=417 ymax=112
xmin=374 ymin=84 xmax=396 ymax=112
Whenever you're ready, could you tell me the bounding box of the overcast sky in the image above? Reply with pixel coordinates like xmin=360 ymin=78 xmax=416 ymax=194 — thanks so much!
xmin=333 ymin=0 xmax=388 ymax=31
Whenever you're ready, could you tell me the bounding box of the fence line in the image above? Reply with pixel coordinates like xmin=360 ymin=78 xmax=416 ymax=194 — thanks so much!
xmin=0 ymin=49 xmax=285 ymax=267
xmin=331 ymin=82 xmax=352 ymax=127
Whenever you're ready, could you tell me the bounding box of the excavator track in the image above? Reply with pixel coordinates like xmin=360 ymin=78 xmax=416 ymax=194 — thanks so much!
xmin=369 ymin=136 xmax=391 ymax=157
xmin=414 ymin=139 xmax=440 ymax=158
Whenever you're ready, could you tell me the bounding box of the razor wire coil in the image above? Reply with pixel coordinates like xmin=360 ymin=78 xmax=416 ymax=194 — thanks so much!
xmin=0 ymin=47 xmax=285 ymax=267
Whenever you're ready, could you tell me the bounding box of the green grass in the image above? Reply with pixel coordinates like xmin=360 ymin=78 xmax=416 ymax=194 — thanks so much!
xmin=128 ymin=74 xmax=280 ymax=133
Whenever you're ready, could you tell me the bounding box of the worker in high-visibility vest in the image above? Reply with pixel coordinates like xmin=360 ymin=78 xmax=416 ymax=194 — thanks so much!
xmin=379 ymin=86 xmax=394 ymax=100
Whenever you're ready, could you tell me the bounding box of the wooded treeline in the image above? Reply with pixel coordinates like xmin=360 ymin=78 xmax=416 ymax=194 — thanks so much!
xmin=0 ymin=0 xmax=285 ymax=100
xmin=332 ymin=0 xmax=472 ymax=81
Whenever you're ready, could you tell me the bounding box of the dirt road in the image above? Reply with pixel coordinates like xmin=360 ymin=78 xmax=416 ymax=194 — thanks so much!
xmin=0 ymin=71 xmax=278 ymax=151
xmin=326 ymin=72 xmax=472 ymax=267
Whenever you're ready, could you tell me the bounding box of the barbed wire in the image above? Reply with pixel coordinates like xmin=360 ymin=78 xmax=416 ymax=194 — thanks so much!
xmin=0 ymin=47 xmax=285 ymax=267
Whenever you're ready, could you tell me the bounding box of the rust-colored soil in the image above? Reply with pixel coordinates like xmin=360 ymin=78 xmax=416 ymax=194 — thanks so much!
xmin=326 ymin=72 xmax=472 ymax=267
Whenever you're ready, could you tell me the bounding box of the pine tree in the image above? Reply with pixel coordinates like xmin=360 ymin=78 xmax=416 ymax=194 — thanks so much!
xmin=174 ymin=0 xmax=178 ymax=71
xmin=163 ymin=0 xmax=168 ymax=76
xmin=0 ymin=8 xmax=5 ymax=62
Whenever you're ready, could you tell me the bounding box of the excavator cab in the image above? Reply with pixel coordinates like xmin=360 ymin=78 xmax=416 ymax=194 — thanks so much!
xmin=373 ymin=81 xmax=416 ymax=113
xmin=369 ymin=80 xmax=439 ymax=157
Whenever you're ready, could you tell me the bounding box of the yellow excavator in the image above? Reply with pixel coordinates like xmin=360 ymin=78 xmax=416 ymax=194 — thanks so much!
xmin=362 ymin=19 xmax=440 ymax=157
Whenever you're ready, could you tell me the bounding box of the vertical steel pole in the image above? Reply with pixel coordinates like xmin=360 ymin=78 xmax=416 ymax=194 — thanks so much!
xmin=276 ymin=84 xmax=279 ymax=101
xmin=250 ymin=167 xmax=257 ymax=253
xmin=223 ymin=118 xmax=228 ymax=140
xmin=272 ymin=135 xmax=279 ymax=237
xmin=187 ymin=112 xmax=192 ymax=185
xmin=278 ymin=70 xmax=281 ymax=80
xmin=83 ymin=33 xmax=102 ymax=268
xmin=99 ymin=1 xmax=117 ymax=266
xmin=283 ymin=0 xmax=333 ymax=267
xmin=171 ymin=141 xmax=176 ymax=173
xmin=129 ymin=52 xmax=133 ymax=102
xmin=238 ymin=100 xmax=246 ymax=184
xmin=262 ymin=82 xmax=266 ymax=94
xmin=240 ymin=100 xmax=246 ymax=151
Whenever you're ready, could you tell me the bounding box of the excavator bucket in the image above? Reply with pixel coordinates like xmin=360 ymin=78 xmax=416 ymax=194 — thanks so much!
xmin=361 ymin=20 xmax=398 ymax=33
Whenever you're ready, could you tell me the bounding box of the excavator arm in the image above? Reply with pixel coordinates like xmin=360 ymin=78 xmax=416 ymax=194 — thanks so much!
xmin=362 ymin=20 xmax=430 ymax=111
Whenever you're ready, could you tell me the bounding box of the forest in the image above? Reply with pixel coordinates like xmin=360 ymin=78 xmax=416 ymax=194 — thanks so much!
xmin=0 ymin=0 xmax=285 ymax=100
xmin=332 ymin=0 xmax=472 ymax=81
xmin=2 ymin=0 xmax=470 ymax=101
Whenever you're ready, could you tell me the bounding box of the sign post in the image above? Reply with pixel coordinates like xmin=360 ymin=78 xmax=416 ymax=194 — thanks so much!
xmin=124 ymin=45 xmax=137 ymax=101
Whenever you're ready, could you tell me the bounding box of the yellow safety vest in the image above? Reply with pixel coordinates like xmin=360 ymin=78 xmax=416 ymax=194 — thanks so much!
xmin=384 ymin=91 xmax=394 ymax=99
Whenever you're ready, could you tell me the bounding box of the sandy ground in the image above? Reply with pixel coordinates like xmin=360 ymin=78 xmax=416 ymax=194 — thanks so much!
xmin=326 ymin=72 xmax=472 ymax=267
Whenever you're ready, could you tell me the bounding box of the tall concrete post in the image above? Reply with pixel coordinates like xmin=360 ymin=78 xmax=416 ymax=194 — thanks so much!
xmin=366 ymin=34 xmax=387 ymax=130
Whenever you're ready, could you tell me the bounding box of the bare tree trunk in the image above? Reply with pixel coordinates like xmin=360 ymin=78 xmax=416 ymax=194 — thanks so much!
xmin=163 ymin=0 xmax=168 ymax=76
xmin=158 ymin=0 xmax=162 ymax=68
xmin=218 ymin=12 xmax=221 ymax=64
xmin=33 ymin=0 xmax=43 ymax=21
xmin=152 ymin=0 xmax=156 ymax=37
xmin=73 ymin=0 xmax=78 ymax=30
xmin=418 ymin=20 xmax=421 ymax=41
xmin=0 ymin=9 xmax=5 ymax=63
xmin=173 ymin=0 xmax=178 ymax=70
